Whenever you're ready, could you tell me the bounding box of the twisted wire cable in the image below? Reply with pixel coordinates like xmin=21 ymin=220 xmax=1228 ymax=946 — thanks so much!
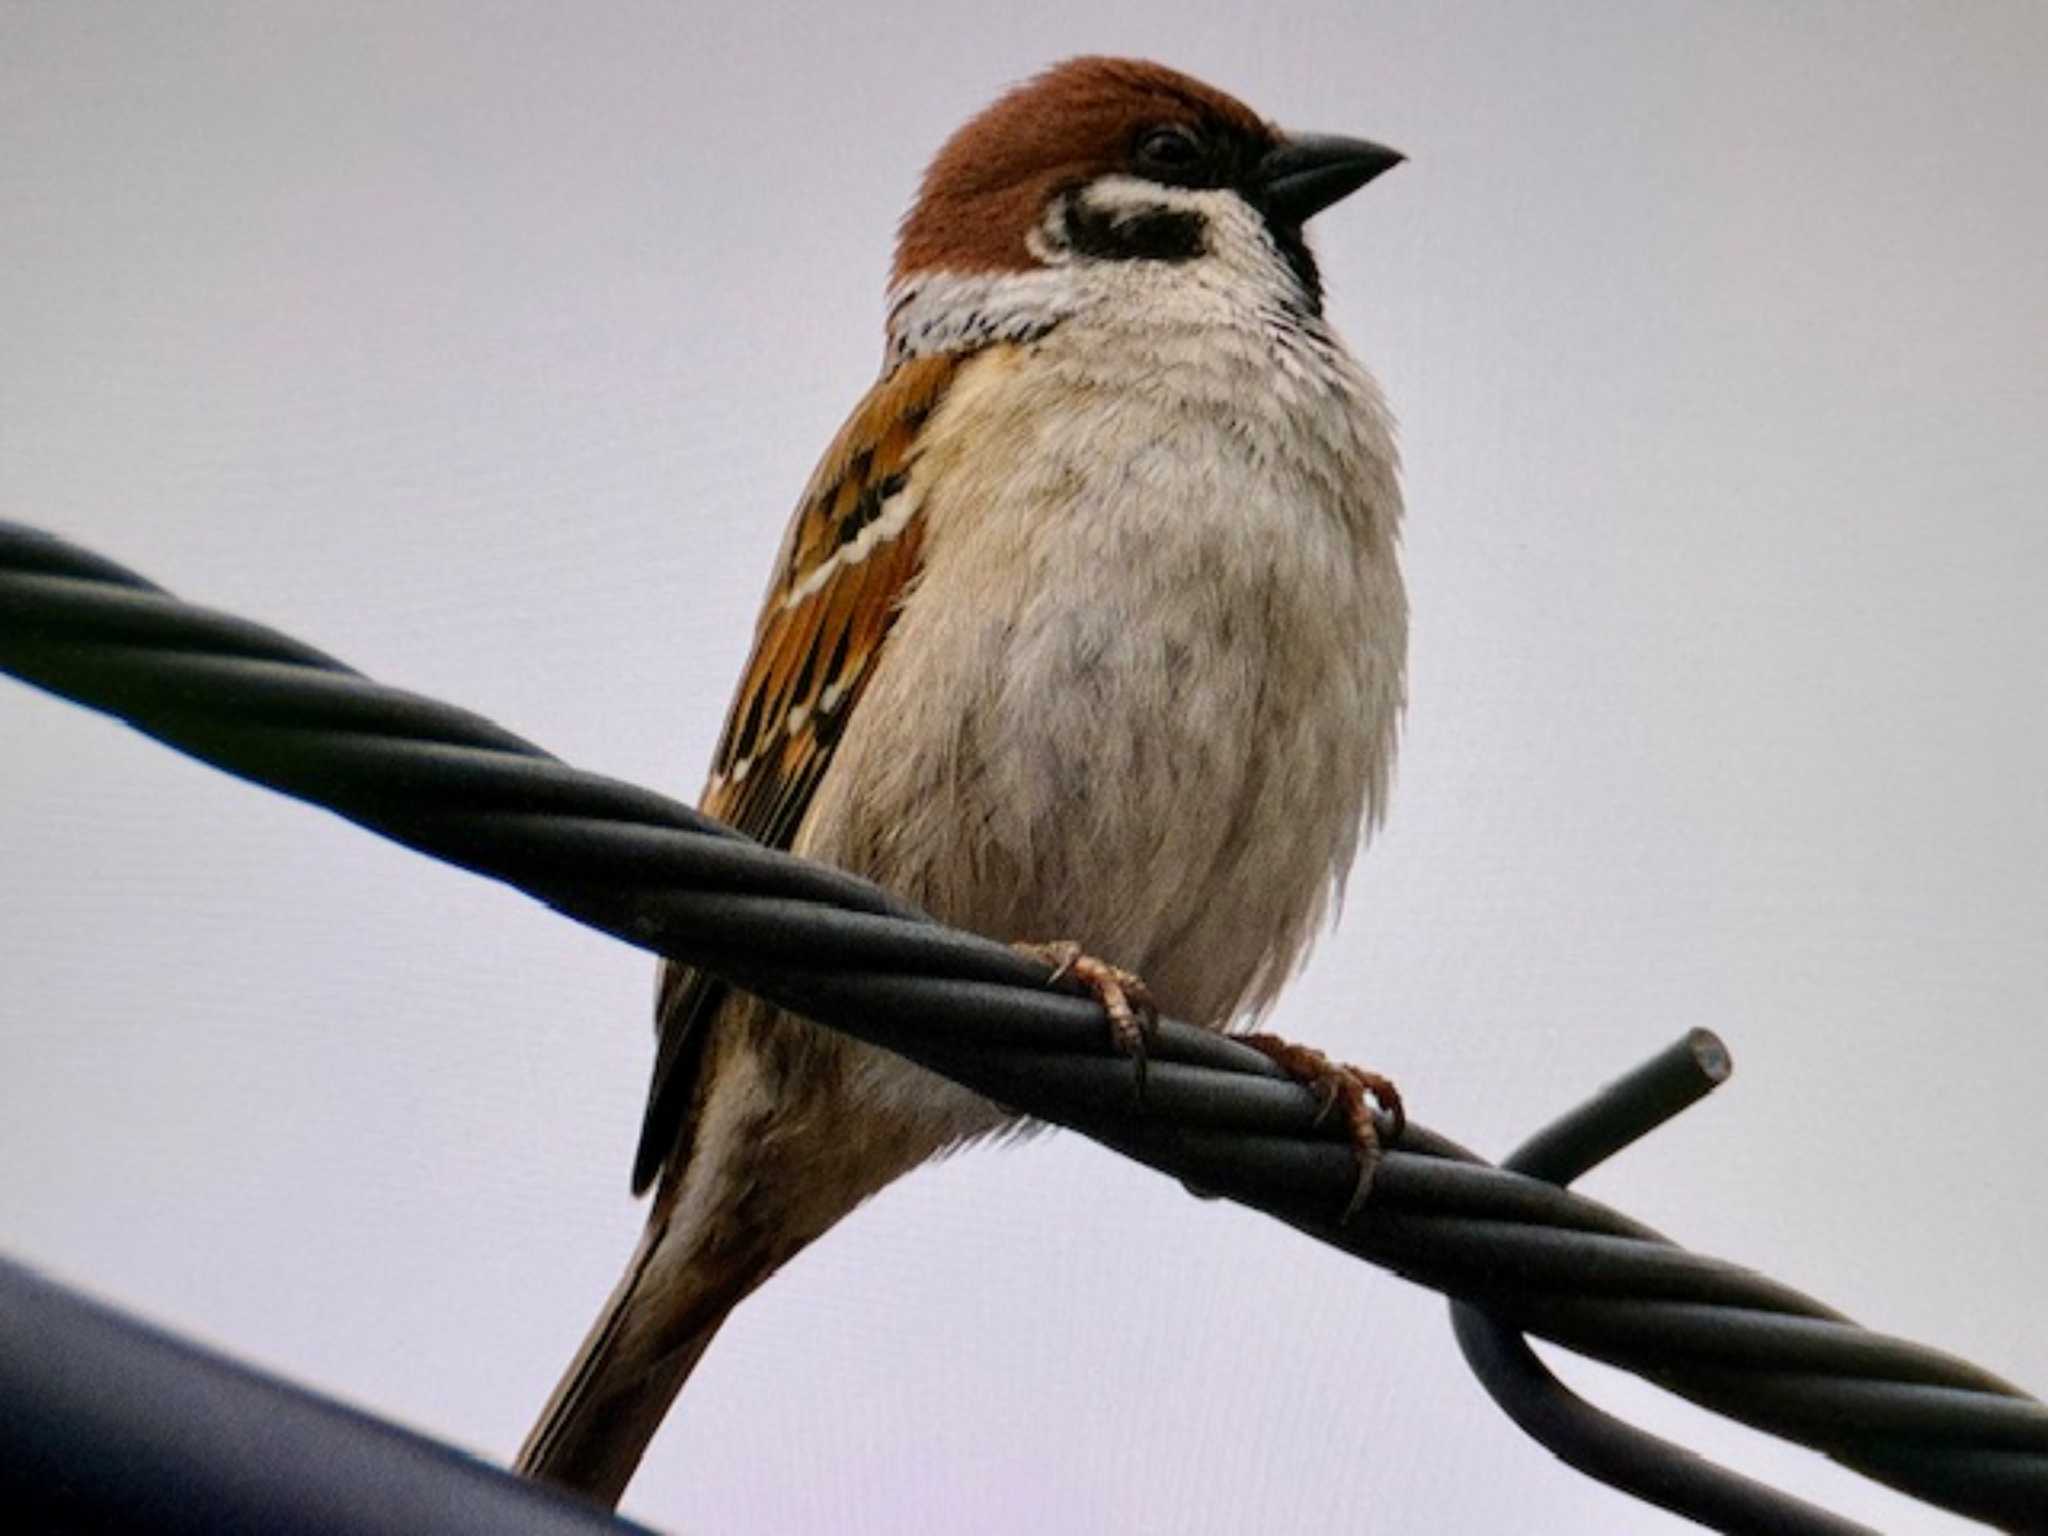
xmin=1451 ymin=1032 xmax=1885 ymax=1535
xmin=3 ymin=520 xmax=2043 ymax=1534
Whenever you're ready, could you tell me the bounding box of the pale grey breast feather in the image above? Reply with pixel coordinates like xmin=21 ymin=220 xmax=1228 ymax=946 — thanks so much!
xmin=838 ymin=255 xmax=1405 ymax=1031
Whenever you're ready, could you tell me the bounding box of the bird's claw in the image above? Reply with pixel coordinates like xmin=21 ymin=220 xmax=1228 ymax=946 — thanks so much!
xmin=1014 ymin=940 xmax=1158 ymax=1100
xmin=1238 ymin=1033 xmax=1403 ymax=1221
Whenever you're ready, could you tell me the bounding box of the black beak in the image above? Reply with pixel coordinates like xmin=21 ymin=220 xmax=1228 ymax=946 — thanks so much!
xmin=1255 ymin=134 xmax=1404 ymax=225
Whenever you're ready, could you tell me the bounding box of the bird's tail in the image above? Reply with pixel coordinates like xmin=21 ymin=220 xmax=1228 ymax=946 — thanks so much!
xmin=515 ymin=1212 xmax=769 ymax=1509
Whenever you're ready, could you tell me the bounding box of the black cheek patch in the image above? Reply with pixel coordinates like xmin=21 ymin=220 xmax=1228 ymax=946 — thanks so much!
xmin=1061 ymin=191 xmax=1207 ymax=264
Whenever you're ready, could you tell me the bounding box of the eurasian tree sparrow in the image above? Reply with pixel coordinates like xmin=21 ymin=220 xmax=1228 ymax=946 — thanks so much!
xmin=518 ymin=56 xmax=1408 ymax=1506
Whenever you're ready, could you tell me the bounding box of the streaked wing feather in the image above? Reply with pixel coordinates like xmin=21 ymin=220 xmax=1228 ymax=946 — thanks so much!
xmin=631 ymin=353 xmax=957 ymax=1194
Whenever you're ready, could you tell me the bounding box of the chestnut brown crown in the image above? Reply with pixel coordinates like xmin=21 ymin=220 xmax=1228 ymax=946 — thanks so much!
xmin=893 ymin=57 xmax=1281 ymax=282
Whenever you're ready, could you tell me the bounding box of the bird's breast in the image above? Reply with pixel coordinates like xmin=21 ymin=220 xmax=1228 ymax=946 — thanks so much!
xmin=800 ymin=328 xmax=1405 ymax=1028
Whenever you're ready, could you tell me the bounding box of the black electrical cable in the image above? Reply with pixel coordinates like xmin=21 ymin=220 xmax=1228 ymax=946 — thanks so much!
xmin=0 ymin=1257 xmax=659 ymax=1536
xmin=1451 ymin=1031 xmax=1882 ymax=1535
xmin=3 ymin=520 xmax=2043 ymax=1533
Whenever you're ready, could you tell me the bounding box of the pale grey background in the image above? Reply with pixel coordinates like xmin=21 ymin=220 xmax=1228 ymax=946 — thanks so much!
xmin=3 ymin=4 xmax=2044 ymax=1532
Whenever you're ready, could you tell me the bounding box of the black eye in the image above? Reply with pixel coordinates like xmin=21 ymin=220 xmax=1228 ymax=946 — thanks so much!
xmin=1133 ymin=124 xmax=1205 ymax=178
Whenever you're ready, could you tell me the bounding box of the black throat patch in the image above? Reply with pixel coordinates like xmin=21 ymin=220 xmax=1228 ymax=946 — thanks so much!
xmin=1263 ymin=219 xmax=1324 ymax=316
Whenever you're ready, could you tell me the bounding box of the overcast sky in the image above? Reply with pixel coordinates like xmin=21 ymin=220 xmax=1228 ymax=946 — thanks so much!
xmin=4 ymin=4 xmax=2045 ymax=1532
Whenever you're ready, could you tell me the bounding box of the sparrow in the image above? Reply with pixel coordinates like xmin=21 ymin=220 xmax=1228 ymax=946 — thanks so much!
xmin=516 ymin=56 xmax=1408 ymax=1506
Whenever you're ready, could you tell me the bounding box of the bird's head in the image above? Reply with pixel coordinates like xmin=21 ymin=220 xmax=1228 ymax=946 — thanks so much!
xmin=893 ymin=57 xmax=1402 ymax=323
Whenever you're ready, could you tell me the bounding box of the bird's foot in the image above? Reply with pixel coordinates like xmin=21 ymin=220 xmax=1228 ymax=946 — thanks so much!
xmin=1013 ymin=940 xmax=1158 ymax=1096
xmin=1237 ymin=1033 xmax=1403 ymax=1221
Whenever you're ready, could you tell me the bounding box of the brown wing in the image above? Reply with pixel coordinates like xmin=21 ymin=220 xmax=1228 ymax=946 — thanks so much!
xmin=631 ymin=352 xmax=958 ymax=1194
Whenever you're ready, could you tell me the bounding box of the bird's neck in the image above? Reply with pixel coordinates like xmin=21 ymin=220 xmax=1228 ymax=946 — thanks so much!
xmin=883 ymin=268 xmax=1075 ymax=368
xmin=884 ymin=258 xmax=1355 ymax=379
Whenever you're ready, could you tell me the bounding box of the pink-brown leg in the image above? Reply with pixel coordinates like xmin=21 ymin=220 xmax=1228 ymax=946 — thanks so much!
xmin=1238 ymin=1033 xmax=1404 ymax=1220
xmin=1014 ymin=940 xmax=1158 ymax=1089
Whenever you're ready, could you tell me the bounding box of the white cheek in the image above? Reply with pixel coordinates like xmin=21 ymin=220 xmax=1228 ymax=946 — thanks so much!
xmin=885 ymin=185 xmax=1343 ymax=370
xmin=1035 ymin=177 xmax=1305 ymax=320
